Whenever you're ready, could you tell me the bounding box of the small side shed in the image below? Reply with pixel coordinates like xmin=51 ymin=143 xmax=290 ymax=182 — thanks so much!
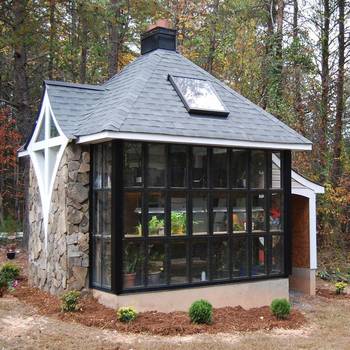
xmin=290 ymin=168 xmax=324 ymax=295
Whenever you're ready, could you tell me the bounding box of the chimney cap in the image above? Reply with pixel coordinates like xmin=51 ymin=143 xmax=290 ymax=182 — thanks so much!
xmin=141 ymin=20 xmax=176 ymax=55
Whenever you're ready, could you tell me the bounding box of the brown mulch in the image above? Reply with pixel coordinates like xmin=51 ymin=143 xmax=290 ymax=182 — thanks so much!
xmin=9 ymin=280 xmax=306 ymax=336
xmin=316 ymin=288 xmax=350 ymax=300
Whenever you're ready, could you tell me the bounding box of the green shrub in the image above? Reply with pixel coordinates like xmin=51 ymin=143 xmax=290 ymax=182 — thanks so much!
xmin=189 ymin=299 xmax=213 ymax=324
xmin=0 ymin=263 xmax=20 ymax=283
xmin=270 ymin=298 xmax=291 ymax=319
xmin=60 ymin=290 xmax=81 ymax=312
xmin=117 ymin=306 xmax=137 ymax=322
xmin=335 ymin=281 xmax=347 ymax=294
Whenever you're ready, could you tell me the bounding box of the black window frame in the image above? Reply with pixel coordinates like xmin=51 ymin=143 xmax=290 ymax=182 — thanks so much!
xmin=90 ymin=141 xmax=291 ymax=295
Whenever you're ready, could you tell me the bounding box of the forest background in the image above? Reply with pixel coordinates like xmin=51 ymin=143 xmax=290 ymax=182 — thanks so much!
xmin=0 ymin=0 xmax=349 ymax=268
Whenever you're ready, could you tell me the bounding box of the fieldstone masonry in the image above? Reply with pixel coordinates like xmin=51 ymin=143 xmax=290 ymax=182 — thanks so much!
xmin=28 ymin=143 xmax=90 ymax=295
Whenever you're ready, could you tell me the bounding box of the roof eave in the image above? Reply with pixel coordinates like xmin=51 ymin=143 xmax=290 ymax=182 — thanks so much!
xmin=76 ymin=131 xmax=312 ymax=151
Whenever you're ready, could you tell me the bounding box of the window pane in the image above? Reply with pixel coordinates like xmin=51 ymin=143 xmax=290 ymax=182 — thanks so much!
xmin=170 ymin=145 xmax=187 ymax=187
xmin=271 ymin=235 xmax=284 ymax=274
xmin=252 ymin=236 xmax=266 ymax=276
xmin=147 ymin=242 xmax=166 ymax=286
xmin=148 ymin=144 xmax=166 ymax=187
xmin=92 ymin=237 xmax=101 ymax=285
xmin=171 ymin=76 xmax=227 ymax=112
xmin=252 ymin=193 xmax=266 ymax=232
xmin=271 ymin=152 xmax=281 ymax=189
xmin=102 ymin=238 xmax=111 ymax=288
xmin=193 ymin=193 xmax=208 ymax=235
xmin=103 ymin=143 xmax=112 ymax=189
xmin=37 ymin=119 xmax=45 ymax=141
xmin=93 ymin=144 xmax=103 ymax=189
xmin=124 ymin=192 xmax=142 ymax=237
xmin=170 ymin=241 xmax=188 ymax=284
xmin=231 ymin=150 xmax=248 ymax=188
xmin=232 ymin=193 xmax=247 ymax=233
xmin=123 ymin=241 xmax=144 ymax=288
xmin=192 ymin=240 xmax=208 ymax=282
xmin=213 ymin=193 xmax=228 ymax=234
xmin=171 ymin=192 xmax=187 ymax=236
xmin=124 ymin=142 xmax=142 ymax=187
xmin=212 ymin=148 xmax=227 ymax=187
xmin=148 ymin=192 xmax=165 ymax=236
xmin=251 ymin=151 xmax=266 ymax=188
xmin=49 ymin=113 xmax=59 ymax=138
xmin=232 ymin=237 xmax=248 ymax=278
xmin=270 ymin=193 xmax=282 ymax=232
xmin=212 ymin=239 xmax=229 ymax=280
xmin=192 ymin=147 xmax=208 ymax=188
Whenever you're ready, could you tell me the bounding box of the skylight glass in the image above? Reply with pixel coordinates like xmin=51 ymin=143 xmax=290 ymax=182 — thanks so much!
xmin=169 ymin=75 xmax=229 ymax=116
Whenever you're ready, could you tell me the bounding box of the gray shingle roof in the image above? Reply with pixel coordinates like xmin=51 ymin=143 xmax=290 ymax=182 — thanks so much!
xmin=45 ymin=49 xmax=311 ymax=147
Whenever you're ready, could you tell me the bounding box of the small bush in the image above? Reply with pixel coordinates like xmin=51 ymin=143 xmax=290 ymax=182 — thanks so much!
xmin=60 ymin=290 xmax=81 ymax=312
xmin=335 ymin=281 xmax=347 ymax=294
xmin=117 ymin=306 xmax=137 ymax=322
xmin=0 ymin=263 xmax=20 ymax=283
xmin=189 ymin=299 xmax=213 ymax=324
xmin=270 ymin=298 xmax=291 ymax=320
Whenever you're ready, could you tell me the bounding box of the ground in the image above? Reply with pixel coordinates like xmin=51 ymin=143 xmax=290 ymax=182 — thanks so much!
xmin=1 ymin=289 xmax=350 ymax=349
xmin=1 ymin=248 xmax=350 ymax=349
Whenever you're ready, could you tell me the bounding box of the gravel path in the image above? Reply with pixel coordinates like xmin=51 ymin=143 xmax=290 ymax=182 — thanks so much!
xmin=1 ymin=293 xmax=350 ymax=349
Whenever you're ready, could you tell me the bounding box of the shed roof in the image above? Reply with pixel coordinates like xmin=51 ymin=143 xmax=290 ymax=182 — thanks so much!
xmin=42 ymin=49 xmax=311 ymax=149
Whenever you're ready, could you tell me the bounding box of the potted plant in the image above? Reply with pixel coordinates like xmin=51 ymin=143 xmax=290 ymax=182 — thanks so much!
xmin=171 ymin=212 xmax=186 ymax=235
xmin=123 ymin=245 xmax=141 ymax=288
xmin=148 ymin=249 xmax=165 ymax=285
xmin=1 ymin=216 xmax=18 ymax=259
xmin=148 ymin=216 xmax=164 ymax=235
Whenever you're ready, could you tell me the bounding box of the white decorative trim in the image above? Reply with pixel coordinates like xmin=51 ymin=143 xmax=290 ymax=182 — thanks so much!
xmin=27 ymin=90 xmax=69 ymax=251
xmin=77 ymin=131 xmax=312 ymax=151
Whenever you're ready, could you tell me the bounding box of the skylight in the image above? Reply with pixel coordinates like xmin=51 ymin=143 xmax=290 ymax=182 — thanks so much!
xmin=169 ymin=75 xmax=229 ymax=116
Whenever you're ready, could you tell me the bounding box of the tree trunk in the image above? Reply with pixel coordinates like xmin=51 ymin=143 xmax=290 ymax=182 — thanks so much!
xmin=13 ymin=0 xmax=32 ymax=139
xmin=206 ymin=0 xmax=220 ymax=74
xmin=108 ymin=0 xmax=121 ymax=78
xmin=319 ymin=0 xmax=330 ymax=179
xmin=275 ymin=0 xmax=284 ymax=97
xmin=48 ymin=0 xmax=56 ymax=80
xmin=293 ymin=0 xmax=304 ymax=133
xmin=79 ymin=3 xmax=88 ymax=84
xmin=331 ymin=0 xmax=345 ymax=185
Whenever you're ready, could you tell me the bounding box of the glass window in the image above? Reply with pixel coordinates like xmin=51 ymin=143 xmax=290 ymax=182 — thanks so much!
xmin=124 ymin=192 xmax=143 ymax=237
xmin=192 ymin=240 xmax=208 ymax=282
xmin=147 ymin=242 xmax=166 ymax=286
xmin=148 ymin=192 xmax=165 ymax=236
xmin=232 ymin=237 xmax=248 ymax=278
xmin=251 ymin=151 xmax=266 ymax=189
xmin=123 ymin=241 xmax=144 ymax=288
xmin=252 ymin=236 xmax=266 ymax=276
xmin=193 ymin=193 xmax=208 ymax=235
xmin=252 ymin=193 xmax=266 ymax=232
xmin=170 ymin=241 xmax=188 ymax=284
xmin=192 ymin=147 xmax=208 ymax=188
xmin=271 ymin=235 xmax=284 ymax=274
xmin=148 ymin=144 xmax=166 ymax=187
xmin=49 ymin=113 xmax=59 ymax=138
xmin=169 ymin=76 xmax=228 ymax=115
xmin=170 ymin=145 xmax=187 ymax=187
xmin=231 ymin=150 xmax=248 ymax=188
xmin=93 ymin=144 xmax=103 ymax=189
xmin=270 ymin=193 xmax=282 ymax=232
xmin=271 ymin=152 xmax=281 ymax=189
xmin=212 ymin=239 xmax=229 ymax=280
xmin=212 ymin=148 xmax=227 ymax=187
xmin=213 ymin=192 xmax=228 ymax=234
xmin=171 ymin=192 xmax=187 ymax=236
xmin=102 ymin=238 xmax=111 ymax=288
xmin=124 ymin=142 xmax=142 ymax=187
xmin=92 ymin=237 xmax=101 ymax=285
xmin=36 ymin=119 xmax=45 ymax=141
xmin=232 ymin=194 xmax=247 ymax=233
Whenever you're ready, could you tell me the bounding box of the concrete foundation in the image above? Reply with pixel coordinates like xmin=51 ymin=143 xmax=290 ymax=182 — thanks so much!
xmin=93 ymin=278 xmax=289 ymax=312
xmin=289 ymin=267 xmax=316 ymax=295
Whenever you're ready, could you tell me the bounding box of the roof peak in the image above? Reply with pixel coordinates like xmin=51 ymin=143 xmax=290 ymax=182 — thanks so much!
xmin=45 ymin=80 xmax=104 ymax=91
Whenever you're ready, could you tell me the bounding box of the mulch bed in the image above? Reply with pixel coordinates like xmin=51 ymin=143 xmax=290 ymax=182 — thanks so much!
xmin=9 ymin=279 xmax=306 ymax=336
xmin=316 ymin=288 xmax=350 ymax=300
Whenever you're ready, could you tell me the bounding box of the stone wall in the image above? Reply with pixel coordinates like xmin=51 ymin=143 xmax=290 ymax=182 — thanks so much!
xmin=28 ymin=143 xmax=90 ymax=295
